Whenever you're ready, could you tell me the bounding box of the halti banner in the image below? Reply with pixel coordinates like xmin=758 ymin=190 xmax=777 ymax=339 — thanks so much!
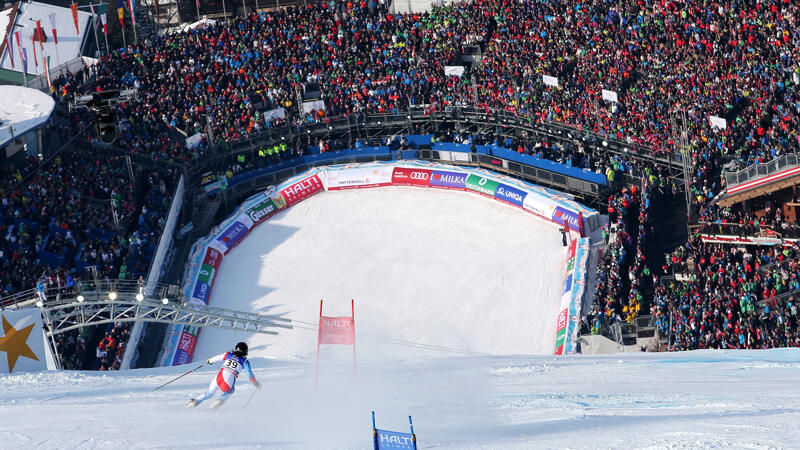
xmin=318 ymin=316 xmax=356 ymax=345
xmin=279 ymin=174 xmax=324 ymax=206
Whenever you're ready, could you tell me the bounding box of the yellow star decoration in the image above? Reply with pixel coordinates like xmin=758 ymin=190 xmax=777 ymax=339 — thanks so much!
xmin=0 ymin=315 xmax=39 ymax=373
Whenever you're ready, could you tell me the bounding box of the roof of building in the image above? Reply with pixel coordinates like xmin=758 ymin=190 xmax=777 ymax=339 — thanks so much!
xmin=0 ymin=85 xmax=55 ymax=147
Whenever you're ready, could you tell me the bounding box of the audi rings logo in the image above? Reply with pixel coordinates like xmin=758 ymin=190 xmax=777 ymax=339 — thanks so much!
xmin=410 ymin=171 xmax=429 ymax=180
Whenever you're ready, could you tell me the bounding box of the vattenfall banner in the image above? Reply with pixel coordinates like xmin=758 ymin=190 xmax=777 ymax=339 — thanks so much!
xmin=168 ymin=163 xmax=597 ymax=365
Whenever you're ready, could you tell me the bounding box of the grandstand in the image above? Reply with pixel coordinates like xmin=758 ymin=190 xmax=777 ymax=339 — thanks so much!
xmin=1 ymin=0 xmax=799 ymax=373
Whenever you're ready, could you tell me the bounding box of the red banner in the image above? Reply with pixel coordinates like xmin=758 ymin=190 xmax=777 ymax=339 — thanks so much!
xmin=177 ymin=330 xmax=197 ymax=354
xmin=202 ymin=247 xmax=223 ymax=270
xmin=71 ymin=3 xmax=80 ymax=34
xmin=279 ymin=174 xmax=323 ymax=207
xmin=318 ymin=316 xmax=356 ymax=345
xmin=392 ymin=167 xmax=431 ymax=187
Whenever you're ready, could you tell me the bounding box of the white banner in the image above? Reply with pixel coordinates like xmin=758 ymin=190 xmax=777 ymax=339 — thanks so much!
xmin=601 ymin=89 xmax=618 ymax=103
xmin=709 ymin=116 xmax=727 ymax=130
xmin=542 ymin=75 xmax=559 ymax=88
xmin=444 ymin=66 xmax=465 ymax=77
xmin=325 ymin=166 xmax=394 ymax=190
xmin=0 ymin=308 xmax=47 ymax=373
xmin=263 ymin=107 xmax=286 ymax=124
xmin=186 ymin=132 xmax=204 ymax=149
xmin=302 ymin=99 xmax=326 ymax=114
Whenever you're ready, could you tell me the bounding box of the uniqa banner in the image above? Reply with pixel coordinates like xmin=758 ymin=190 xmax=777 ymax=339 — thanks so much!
xmin=0 ymin=308 xmax=47 ymax=373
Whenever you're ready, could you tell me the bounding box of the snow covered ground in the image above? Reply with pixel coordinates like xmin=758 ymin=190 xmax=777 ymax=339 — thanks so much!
xmin=194 ymin=187 xmax=568 ymax=360
xmin=2 ymin=350 xmax=800 ymax=448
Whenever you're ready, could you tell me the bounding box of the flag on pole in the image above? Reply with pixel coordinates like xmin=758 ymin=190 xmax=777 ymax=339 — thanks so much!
xmin=48 ymin=13 xmax=59 ymax=45
xmin=6 ymin=35 xmax=14 ymax=68
xmin=117 ymin=0 xmax=126 ymax=28
xmin=196 ymin=0 xmax=200 ymax=12
xmin=31 ymin=34 xmax=38 ymax=67
xmin=71 ymin=2 xmax=80 ymax=34
xmin=98 ymin=4 xmax=109 ymax=35
xmin=43 ymin=55 xmax=52 ymax=88
xmin=35 ymin=20 xmax=45 ymax=50
xmin=127 ymin=0 xmax=137 ymax=27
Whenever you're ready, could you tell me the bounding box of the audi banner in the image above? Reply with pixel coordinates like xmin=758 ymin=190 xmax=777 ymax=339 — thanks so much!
xmin=392 ymin=167 xmax=432 ymax=187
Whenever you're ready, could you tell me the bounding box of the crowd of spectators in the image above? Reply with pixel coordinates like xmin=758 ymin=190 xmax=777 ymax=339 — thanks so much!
xmin=0 ymin=114 xmax=178 ymax=369
xmin=17 ymin=0 xmax=800 ymax=355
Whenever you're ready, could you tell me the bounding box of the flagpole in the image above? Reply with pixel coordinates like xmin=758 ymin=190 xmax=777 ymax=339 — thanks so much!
xmin=86 ymin=6 xmax=102 ymax=57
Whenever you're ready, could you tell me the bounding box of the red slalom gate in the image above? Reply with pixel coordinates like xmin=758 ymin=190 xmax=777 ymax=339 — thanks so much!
xmin=316 ymin=299 xmax=356 ymax=386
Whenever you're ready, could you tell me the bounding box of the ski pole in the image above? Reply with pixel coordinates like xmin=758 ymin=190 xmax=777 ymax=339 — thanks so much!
xmin=243 ymin=388 xmax=258 ymax=408
xmin=152 ymin=361 xmax=210 ymax=392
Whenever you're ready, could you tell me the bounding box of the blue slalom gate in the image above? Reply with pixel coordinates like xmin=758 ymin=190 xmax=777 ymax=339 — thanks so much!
xmin=372 ymin=411 xmax=417 ymax=450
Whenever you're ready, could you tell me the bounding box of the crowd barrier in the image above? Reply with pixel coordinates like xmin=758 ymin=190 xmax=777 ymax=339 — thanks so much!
xmin=162 ymin=161 xmax=599 ymax=365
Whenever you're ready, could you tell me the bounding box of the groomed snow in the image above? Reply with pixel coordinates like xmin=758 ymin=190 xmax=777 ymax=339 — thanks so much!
xmin=2 ymin=350 xmax=800 ymax=448
xmin=194 ymin=186 xmax=568 ymax=361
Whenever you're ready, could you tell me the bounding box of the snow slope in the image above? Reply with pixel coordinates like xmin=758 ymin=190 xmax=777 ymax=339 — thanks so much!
xmin=2 ymin=350 xmax=800 ymax=448
xmin=194 ymin=187 xmax=567 ymax=360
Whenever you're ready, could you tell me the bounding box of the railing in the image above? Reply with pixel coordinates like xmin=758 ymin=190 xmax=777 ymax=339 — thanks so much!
xmin=724 ymin=154 xmax=800 ymax=190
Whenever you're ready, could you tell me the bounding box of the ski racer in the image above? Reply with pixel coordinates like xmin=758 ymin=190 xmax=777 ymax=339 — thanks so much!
xmin=187 ymin=342 xmax=261 ymax=409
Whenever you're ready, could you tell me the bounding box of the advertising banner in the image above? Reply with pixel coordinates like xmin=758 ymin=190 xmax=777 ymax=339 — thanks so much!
xmin=494 ymin=182 xmax=527 ymax=207
xmin=554 ymin=238 xmax=589 ymax=355
xmin=318 ymin=316 xmax=356 ymax=345
xmin=429 ymin=170 xmax=468 ymax=189
xmin=215 ymin=220 xmax=249 ymax=252
xmin=197 ymin=263 xmax=215 ymax=285
xmin=326 ymin=167 xmax=394 ymax=190
xmin=375 ymin=429 xmax=417 ymax=450
xmin=203 ymin=247 xmax=223 ymax=270
xmin=0 ymin=308 xmax=47 ymax=373
xmin=192 ymin=280 xmax=211 ymax=304
xmin=466 ymin=174 xmax=499 ymax=197
xmin=601 ymin=89 xmax=619 ymax=103
xmin=279 ymin=174 xmax=324 ymax=206
xmin=245 ymin=198 xmax=281 ymax=225
xmin=172 ymin=330 xmax=198 ymax=365
xmin=552 ymin=206 xmax=581 ymax=233
xmin=392 ymin=167 xmax=432 ymax=187
xmin=542 ymin=74 xmax=559 ymax=87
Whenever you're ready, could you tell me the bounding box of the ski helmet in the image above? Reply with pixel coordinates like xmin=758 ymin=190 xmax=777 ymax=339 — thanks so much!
xmin=234 ymin=341 xmax=248 ymax=357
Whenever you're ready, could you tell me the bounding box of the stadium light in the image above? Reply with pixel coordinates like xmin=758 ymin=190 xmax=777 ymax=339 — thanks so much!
xmin=108 ymin=292 xmax=117 ymax=300
xmin=602 ymin=140 xmax=608 ymax=147
xmin=77 ymin=295 xmax=85 ymax=302
xmin=36 ymin=300 xmax=44 ymax=308
xmin=136 ymin=293 xmax=144 ymax=302
xmin=161 ymin=298 xmax=169 ymax=305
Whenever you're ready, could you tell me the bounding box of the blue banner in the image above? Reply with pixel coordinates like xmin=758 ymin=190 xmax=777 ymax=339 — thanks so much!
xmin=192 ymin=280 xmax=211 ymax=304
xmin=215 ymin=220 xmax=249 ymax=251
xmin=494 ymin=182 xmax=527 ymax=207
xmin=429 ymin=170 xmax=467 ymax=189
xmin=375 ymin=429 xmax=416 ymax=450
xmin=552 ymin=206 xmax=581 ymax=231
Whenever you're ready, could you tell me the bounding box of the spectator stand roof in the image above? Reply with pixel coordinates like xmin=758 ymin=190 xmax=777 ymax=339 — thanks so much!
xmin=0 ymin=85 xmax=55 ymax=148
xmin=0 ymin=1 xmax=93 ymax=84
